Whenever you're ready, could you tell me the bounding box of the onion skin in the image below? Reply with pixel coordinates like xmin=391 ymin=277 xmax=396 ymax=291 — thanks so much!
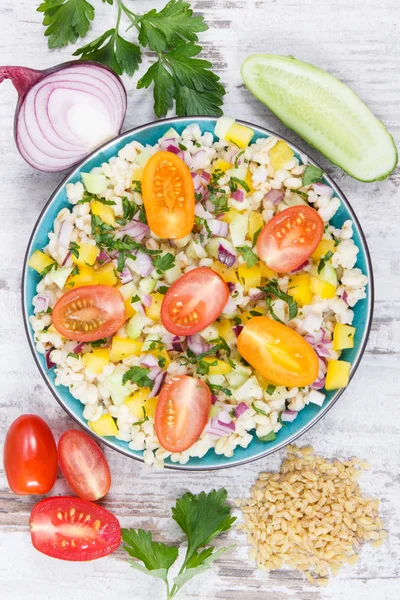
xmin=0 ymin=61 xmax=127 ymax=173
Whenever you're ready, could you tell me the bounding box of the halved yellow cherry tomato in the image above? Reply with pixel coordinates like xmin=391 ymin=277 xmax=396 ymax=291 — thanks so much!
xmin=142 ymin=151 xmax=195 ymax=239
xmin=237 ymin=316 xmax=319 ymax=387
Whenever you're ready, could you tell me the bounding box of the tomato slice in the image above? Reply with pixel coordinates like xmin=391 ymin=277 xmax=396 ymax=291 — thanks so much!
xmin=155 ymin=376 xmax=211 ymax=453
xmin=237 ymin=316 xmax=319 ymax=387
xmin=52 ymin=285 xmax=126 ymax=342
xmin=161 ymin=267 xmax=229 ymax=335
xmin=142 ymin=151 xmax=195 ymax=239
xmin=58 ymin=430 xmax=111 ymax=501
xmin=257 ymin=206 xmax=324 ymax=272
xmin=30 ymin=497 xmax=121 ymax=561
xmin=4 ymin=415 xmax=57 ymax=495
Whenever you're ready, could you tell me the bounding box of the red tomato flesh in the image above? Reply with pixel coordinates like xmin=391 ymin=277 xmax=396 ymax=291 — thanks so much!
xmin=30 ymin=497 xmax=121 ymax=561
xmin=155 ymin=376 xmax=211 ymax=453
xmin=52 ymin=285 xmax=126 ymax=342
xmin=3 ymin=415 xmax=57 ymax=495
xmin=58 ymin=430 xmax=111 ymax=501
xmin=161 ymin=267 xmax=229 ymax=335
xmin=257 ymin=205 xmax=324 ymax=273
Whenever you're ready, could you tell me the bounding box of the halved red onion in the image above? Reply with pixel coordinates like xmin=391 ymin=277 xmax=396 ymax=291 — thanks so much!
xmin=187 ymin=334 xmax=211 ymax=355
xmin=115 ymin=220 xmax=149 ymax=242
xmin=235 ymin=402 xmax=249 ymax=418
xmin=218 ymin=243 xmax=236 ymax=268
xmin=265 ymin=189 xmax=284 ymax=204
xmin=281 ymin=409 xmax=298 ymax=423
xmin=33 ymin=294 xmax=50 ymax=314
xmin=45 ymin=349 xmax=55 ymax=369
xmin=207 ymin=219 xmax=228 ymax=237
xmin=140 ymin=354 xmax=159 ymax=369
xmin=149 ymin=371 xmax=166 ymax=397
xmin=231 ymin=189 xmax=245 ymax=202
xmin=58 ymin=221 xmax=74 ymax=248
xmin=313 ymin=183 xmax=333 ymax=198
xmin=290 ymin=259 xmax=309 ymax=273
xmin=1 ymin=62 xmax=127 ymax=172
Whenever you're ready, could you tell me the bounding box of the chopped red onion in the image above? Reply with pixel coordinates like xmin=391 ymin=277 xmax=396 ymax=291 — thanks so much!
xmin=211 ymin=394 xmax=218 ymax=405
xmin=172 ymin=336 xmax=185 ymax=352
xmin=58 ymin=221 xmax=74 ymax=248
xmin=45 ymin=349 xmax=55 ymax=369
xmin=281 ymin=409 xmax=298 ymax=423
xmin=115 ymin=220 xmax=149 ymax=242
xmin=311 ymin=376 xmax=326 ymax=390
xmin=222 ymin=295 xmax=237 ymax=315
xmin=141 ymin=294 xmax=152 ymax=308
xmin=187 ymin=334 xmax=211 ymax=355
xmin=195 ymin=203 xmax=213 ymax=220
xmin=205 ymin=199 xmax=215 ymax=213
xmin=217 ymin=412 xmax=235 ymax=431
xmin=199 ymin=170 xmax=211 ymax=184
xmin=207 ymin=219 xmax=228 ymax=237
xmin=191 ymin=172 xmax=202 ymax=191
xmin=191 ymin=150 xmax=208 ymax=171
xmin=206 ymin=416 xmax=232 ymax=437
xmin=235 ymin=402 xmax=249 ymax=418
xmin=134 ymin=251 xmax=153 ymax=277
xmin=147 ymin=367 xmax=162 ymax=381
xmin=218 ymin=243 xmax=236 ymax=267
xmin=291 ymin=259 xmax=309 ymax=273
xmin=227 ymin=282 xmax=236 ymax=292
xmin=61 ymin=251 xmax=73 ymax=267
xmin=140 ymin=354 xmax=159 ymax=369
xmin=97 ymin=251 xmax=112 ymax=264
xmin=118 ymin=266 xmax=133 ymax=285
xmin=342 ymin=290 xmax=349 ymax=304
xmin=159 ymin=137 xmax=177 ymax=149
xmin=33 ymin=294 xmax=50 ymax=314
xmin=166 ymin=144 xmax=181 ymax=155
xmin=149 ymin=371 xmax=166 ymax=397
xmin=265 ymin=189 xmax=284 ymax=205
xmin=249 ymin=290 xmax=264 ymax=302
xmin=313 ymin=183 xmax=333 ymax=199
xmin=231 ymin=189 xmax=245 ymax=202
xmin=73 ymin=342 xmax=85 ymax=354
xmin=233 ymin=324 xmax=244 ymax=337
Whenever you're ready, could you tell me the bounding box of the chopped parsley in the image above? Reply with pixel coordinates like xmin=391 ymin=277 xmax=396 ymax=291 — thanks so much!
xmin=290 ymin=189 xmax=308 ymax=200
xmin=122 ymin=366 xmax=154 ymax=388
xmin=154 ymin=252 xmax=175 ymax=273
xmin=67 ymin=352 xmax=80 ymax=360
xmin=196 ymin=358 xmax=217 ymax=376
xmin=131 ymin=294 xmax=141 ymax=303
xmin=265 ymin=296 xmax=284 ymax=324
xmin=117 ymin=251 xmax=126 ymax=272
xmin=249 ymin=310 xmax=262 ymax=317
xmin=208 ymin=383 xmax=232 ymax=397
xmin=90 ymin=338 xmax=108 ymax=348
xmin=207 ymin=170 xmax=229 ymax=213
xmin=132 ymin=180 xmax=142 ymax=194
xmin=237 ymin=245 xmax=258 ymax=268
xmin=252 ymin=226 xmax=262 ymax=246
xmin=157 ymin=356 xmax=166 ymax=368
xmin=302 ymin=164 xmax=324 ymax=186
xmin=317 ymin=250 xmax=334 ymax=274
xmin=229 ymin=176 xmax=250 ymax=193
xmin=40 ymin=262 xmax=57 ymax=277
xmin=69 ymin=241 xmax=80 ymax=259
xmin=251 ymin=402 xmax=268 ymax=416
xmin=266 ymin=384 xmax=276 ymax=395
xmin=178 ymin=142 xmax=187 ymax=151
xmin=259 ymin=431 xmax=277 ymax=442
xmin=234 ymin=150 xmax=245 ymax=168
xmin=132 ymin=407 xmax=149 ymax=427
xmin=262 ymin=280 xmax=298 ymax=320
xmin=157 ymin=285 xmax=169 ymax=295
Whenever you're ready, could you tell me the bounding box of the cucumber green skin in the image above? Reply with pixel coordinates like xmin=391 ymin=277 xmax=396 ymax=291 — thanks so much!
xmin=241 ymin=55 xmax=398 ymax=182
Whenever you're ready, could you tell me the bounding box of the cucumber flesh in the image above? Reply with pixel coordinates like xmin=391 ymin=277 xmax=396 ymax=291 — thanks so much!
xmin=241 ymin=54 xmax=398 ymax=181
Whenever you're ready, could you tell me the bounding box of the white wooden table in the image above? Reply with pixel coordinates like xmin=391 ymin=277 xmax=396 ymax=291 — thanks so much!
xmin=0 ymin=1 xmax=399 ymax=598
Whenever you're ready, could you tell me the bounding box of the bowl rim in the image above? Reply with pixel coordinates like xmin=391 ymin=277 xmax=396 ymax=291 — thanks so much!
xmin=21 ymin=115 xmax=374 ymax=471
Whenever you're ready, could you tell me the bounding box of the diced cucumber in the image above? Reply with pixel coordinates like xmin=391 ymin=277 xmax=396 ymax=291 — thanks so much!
xmin=48 ymin=266 xmax=73 ymax=288
xmin=186 ymin=240 xmax=208 ymax=260
xmin=162 ymin=127 xmax=180 ymax=139
xmin=199 ymin=323 xmax=219 ymax=342
xmin=106 ymin=366 xmax=133 ymax=406
xmin=314 ymin=262 xmax=338 ymax=286
xmin=142 ymin=334 xmax=160 ymax=351
xmin=234 ymin=376 xmax=263 ymax=401
xmin=225 ymin=362 xmax=252 ymax=388
xmin=229 ymin=212 xmax=249 ymax=247
xmin=207 ymin=374 xmax=226 ymax=386
xmin=209 ymin=405 xmax=220 ymax=418
xmin=136 ymin=148 xmax=153 ymax=168
xmin=205 ymin=237 xmax=236 ymax=259
xmin=139 ymin=276 xmax=157 ymax=294
xmin=215 ymin=116 xmax=235 ymax=140
xmin=227 ymin=165 xmax=248 ymax=181
xmin=81 ymin=172 xmax=107 ymax=194
xmin=126 ymin=313 xmax=143 ymax=340
xmin=164 ymin=263 xmax=182 ymax=284
xmin=241 ymin=54 xmax=398 ymax=181
xmin=119 ymin=281 xmax=138 ymax=301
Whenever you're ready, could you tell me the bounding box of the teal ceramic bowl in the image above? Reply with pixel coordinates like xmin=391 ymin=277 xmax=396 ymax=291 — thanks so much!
xmin=22 ymin=117 xmax=373 ymax=470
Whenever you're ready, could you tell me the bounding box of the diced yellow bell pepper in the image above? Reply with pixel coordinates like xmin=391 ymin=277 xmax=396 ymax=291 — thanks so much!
xmin=28 ymin=250 xmax=55 ymax=274
xmin=211 ymin=261 xmax=238 ymax=284
xmin=146 ymin=292 xmax=164 ymax=321
xmin=325 ymin=359 xmax=351 ymax=390
xmin=96 ymin=261 xmax=118 ymax=286
xmin=91 ymin=200 xmax=115 ymax=226
xmin=269 ymin=140 xmax=294 ymax=171
xmin=312 ymin=239 xmax=336 ymax=261
xmin=259 ymin=261 xmax=276 ymax=280
xmin=71 ymin=243 xmax=99 ymax=267
xmin=226 ymin=122 xmax=254 ymax=148
xmin=110 ymin=337 xmax=143 ymax=362
xmin=245 ymin=169 xmax=255 ymax=194
xmin=132 ymin=166 xmax=143 ymax=183
xmin=238 ymin=263 xmax=262 ymax=290
xmin=333 ymin=324 xmax=356 ymax=351
xmin=218 ymin=318 xmax=236 ymax=345
xmin=66 ymin=264 xmax=99 ymax=288
xmin=47 ymin=324 xmax=60 ymax=335
xmin=220 ymin=207 xmax=241 ymax=224
xmin=144 ymin=396 xmax=158 ymax=419
xmin=125 ymin=387 xmax=151 ymax=419
xmin=88 ymin=414 xmax=118 ymax=437
xmin=310 ymin=276 xmax=336 ymax=299
xmin=82 ymin=348 xmax=110 ymax=374
xmin=212 ymin=158 xmax=233 ymax=174
xmin=125 ymin=299 xmax=136 ymax=319
xmin=203 ymin=356 xmax=232 ymax=375
xmin=288 ymin=274 xmax=313 ymax=307
xmin=247 ymin=211 xmax=264 ymax=240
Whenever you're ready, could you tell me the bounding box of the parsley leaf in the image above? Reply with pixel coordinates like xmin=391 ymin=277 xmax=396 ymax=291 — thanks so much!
xmin=252 ymin=227 xmax=262 ymax=246
xmin=266 ymin=384 xmax=276 ymax=395
xmin=251 ymin=402 xmax=268 ymax=416
xmin=40 ymin=261 xmax=57 ymax=277
xmin=122 ymin=528 xmax=178 ymax=584
xmin=157 ymin=285 xmax=169 ymax=295
xmin=237 ymin=245 xmax=258 ymax=268
xmin=154 ymin=252 xmax=175 ymax=273
xmin=262 ymin=280 xmax=298 ymax=320
xmin=302 ymin=164 xmax=324 ymax=186
xmin=265 ymin=296 xmax=284 ymax=324
xmin=259 ymin=431 xmax=277 ymax=442
xmin=69 ymin=241 xmax=80 ymax=259
xmin=37 ymin=0 xmax=95 ymax=49
xmin=90 ymin=338 xmax=108 ymax=348
xmin=317 ymin=250 xmax=334 ymax=274
xmin=290 ymin=189 xmax=308 ymax=200
xmin=122 ymin=366 xmax=153 ymax=388
xmin=208 ymin=383 xmax=232 ymax=397
xmin=196 ymin=358 xmax=217 ymax=376
xmin=74 ymin=29 xmax=142 ymax=77
xmin=229 ymin=176 xmax=250 ymax=193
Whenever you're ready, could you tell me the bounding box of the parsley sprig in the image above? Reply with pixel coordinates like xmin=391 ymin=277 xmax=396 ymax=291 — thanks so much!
xmin=122 ymin=489 xmax=235 ymax=599
xmin=37 ymin=0 xmax=225 ymax=117
xmin=122 ymin=366 xmax=154 ymax=387
xmin=237 ymin=245 xmax=258 ymax=268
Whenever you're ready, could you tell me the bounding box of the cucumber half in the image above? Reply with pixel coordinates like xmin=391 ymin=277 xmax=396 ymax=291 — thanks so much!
xmin=241 ymin=54 xmax=398 ymax=181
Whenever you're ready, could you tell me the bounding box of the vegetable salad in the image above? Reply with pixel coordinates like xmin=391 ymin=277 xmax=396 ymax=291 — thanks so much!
xmin=29 ymin=118 xmax=368 ymax=467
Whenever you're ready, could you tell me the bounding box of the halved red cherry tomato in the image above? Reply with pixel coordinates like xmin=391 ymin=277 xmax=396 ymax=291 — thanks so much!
xmin=155 ymin=376 xmax=211 ymax=453
xmin=142 ymin=151 xmax=195 ymax=239
xmin=58 ymin=430 xmax=111 ymax=501
xmin=161 ymin=267 xmax=229 ymax=335
xmin=30 ymin=496 xmax=121 ymax=561
xmin=4 ymin=415 xmax=57 ymax=495
xmin=52 ymin=285 xmax=126 ymax=342
xmin=257 ymin=205 xmax=324 ymax=272
xmin=237 ymin=316 xmax=319 ymax=387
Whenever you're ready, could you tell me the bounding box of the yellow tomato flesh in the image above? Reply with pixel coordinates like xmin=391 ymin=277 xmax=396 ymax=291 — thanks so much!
xmin=237 ymin=316 xmax=319 ymax=387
